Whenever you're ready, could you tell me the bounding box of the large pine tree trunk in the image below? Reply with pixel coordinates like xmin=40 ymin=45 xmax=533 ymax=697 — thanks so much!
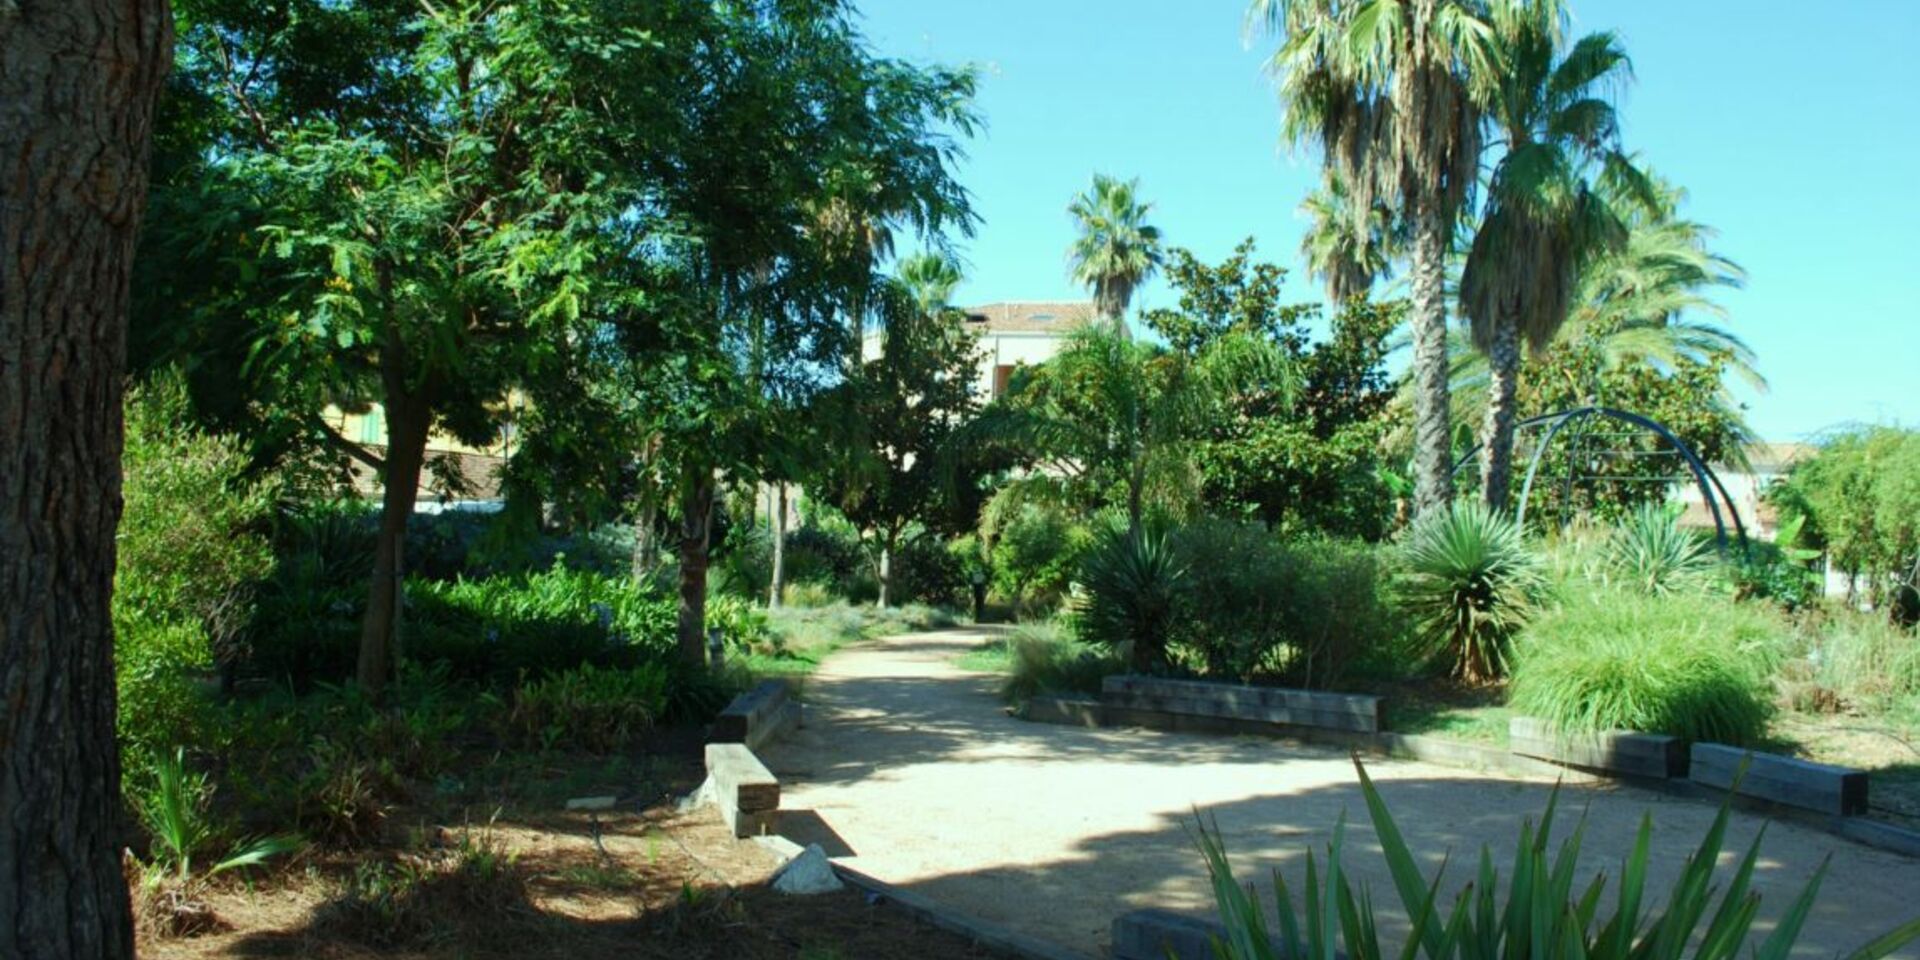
xmin=676 ymin=470 xmax=716 ymax=667
xmin=767 ymin=482 xmax=787 ymax=609
xmin=356 ymin=361 xmax=432 ymax=697
xmin=1 ymin=1 xmax=171 ymax=955
xmin=1408 ymin=194 xmax=1455 ymax=517
xmin=1480 ymin=316 xmax=1522 ymax=511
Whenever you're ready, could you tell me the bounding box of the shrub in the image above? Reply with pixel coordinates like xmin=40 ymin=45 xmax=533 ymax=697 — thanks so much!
xmin=1510 ymin=588 xmax=1782 ymax=743
xmin=988 ymin=500 xmax=1086 ymax=617
xmin=1169 ymin=521 xmax=1408 ymax=687
xmin=1397 ymin=502 xmax=1545 ymax=682
xmin=1074 ymin=528 xmax=1188 ymax=673
xmin=117 ymin=376 xmax=277 ymax=782
xmin=707 ymin=594 xmax=774 ymax=653
xmin=1771 ymin=426 xmax=1920 ymax=616
xmin=510 ymin=662 xmax=671 ymax=752
xmin=134 ymin=748 xmax=300 ymax=881
xmin=1195 ymin=756 xmax=1920 ymax=960
xmin=1604 ymin=502 xmax=1715 ymax=595
xmin=1806 ymin=609 xmax=1920 ymax=704
xmin=315 ymin=828 xmax=527 ymax=950
xmin=999 ymin=622 xmax=1123 ymax=702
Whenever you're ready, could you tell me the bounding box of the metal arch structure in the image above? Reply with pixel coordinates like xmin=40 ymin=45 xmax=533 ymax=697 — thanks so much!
xmin=1450 ymin=405 xmax=1749 ymax=553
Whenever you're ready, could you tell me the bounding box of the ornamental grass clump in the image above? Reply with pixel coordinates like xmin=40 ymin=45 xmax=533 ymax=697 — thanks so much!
xmin=1194 ymin=756 xmax=1920 ymax=960
xmin=1604 ymin=502 xmax=1716 ymax=596
xmin=1397 ymin=502 xmax=1546 ymax=682
xmin=1509 ymin=588 xmax=1782 ymax=744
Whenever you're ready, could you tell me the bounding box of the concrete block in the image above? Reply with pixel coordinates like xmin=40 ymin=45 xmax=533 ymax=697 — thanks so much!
xmin=1509 ymin=717 xmax=1688 ymax=779
xmin=1690 ymin=743 xmax=1868 ymax=816
xmin=704 ymin=742 xmax=780 ymax=837
xmin=1017 ymin=695 xmax=1104 ymax=727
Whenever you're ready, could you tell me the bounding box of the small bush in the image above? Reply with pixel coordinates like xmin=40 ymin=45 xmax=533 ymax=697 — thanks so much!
xmin=510 ymin=662 xmax=671 ymax=752
xmin=315 ymin=829 xmax=527 ymax=949
xmin=707 ymin=594 xmax=774 ymax=653
xmin=1397 ymin=502 xmax=1545 ymax=682
xmin=1604 ymin=502 xmax=1715 ymax=595
xmin=1511 ymin=588 xmax=1782 ymax=743
xmin=998 ymin=622 xmax=1123 ymax=702
xmin=1806 ymin=609 xmax=1920 ymax=704
xmin=988 ymin=500 xmax=1087 ymax=618
xmin=1074 ymin=528 xmax=1188 ymax=673
xmin=1169 ymin=521 xmax=1408 ymax=687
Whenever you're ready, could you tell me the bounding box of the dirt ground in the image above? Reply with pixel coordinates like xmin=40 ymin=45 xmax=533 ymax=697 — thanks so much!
xmin=766 ymin=627 xmax=1920 ymax=960
xmin=136 ymin=753 xmax=1014 ymax=960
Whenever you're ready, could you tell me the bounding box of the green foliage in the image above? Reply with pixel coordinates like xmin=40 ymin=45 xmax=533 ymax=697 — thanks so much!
xmin=510 ymin=663 xmax=671 ymax=753
xmin=315 ymin=827 xmax=527 ymax=950
xmin=135 ymin=748 xmax=299 ymax=881
xmin=707 ymin=594 xmax=774 ymax=653
xmin=1074 ymin=528 xmax=1189 ymax=673
xmin=117 ymin=377 xmax=278 ymax=782
xmin=1773 ymin=427 xmax=1920 ymax=614
xmin=996 ymin=623 xmax=1123 ymax=703
xmin=1397 ymin=503 xmax=1546 ymax=682
xmin=1067 ymin=174 xmax=1164 ymax=320
xmin=1604 ymin=502 xmax=1715 ymax=595
xmin=1142 ymin=240 xmax=1401 ymax=540
xmin=985 ymin=497 xmax=1088 ymax=618
xmin=1802 ymin=609 xmax=1920 ymax=708
xmin=1195 ymin=756 xmax=1920 ymax=960
xmin=1728 ymin=513 xmax=1823 ymax=610
xmin=1170 ymin=521 xmax=1408 ymax=687
xmin=1511 ymin=588 xmax=1781 ymax=743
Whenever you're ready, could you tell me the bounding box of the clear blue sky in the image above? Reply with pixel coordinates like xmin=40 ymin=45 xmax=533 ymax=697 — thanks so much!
xmin=857 ymin=0 xmax=1919 ymax=443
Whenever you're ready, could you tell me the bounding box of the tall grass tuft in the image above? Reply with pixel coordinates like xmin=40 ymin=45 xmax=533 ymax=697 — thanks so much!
xmin=998 ymin=622 xmax=1123 ymax=703
xmin=1397 ymin=502 xmax=1545 ymax=682
xmin=1510 ymin=588 xmax=1782 ymax=743
xmin=1194 ymin=755 xmax=1920 ymax=960
xmin=1605 ymin=502 xmax=1716 ymax=595
xmin=136 ymin=748 xmax=300 ymax=880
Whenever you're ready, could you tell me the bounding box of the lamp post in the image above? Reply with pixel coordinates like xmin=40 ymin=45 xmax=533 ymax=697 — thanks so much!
xmin=970 ymin=570 xmax=988 ymax=624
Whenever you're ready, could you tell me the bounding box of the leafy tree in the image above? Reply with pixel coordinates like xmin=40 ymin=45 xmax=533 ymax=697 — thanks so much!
xmin=981 ymin=321 xmax=1286 ymax=539
xmin=1772 ymin=428 xmax=1920 ymax=618
xmin=1067 ymin=174 xmax=1165 ymax=323
xmin=813 ymin=261 xmax=988 ymax=607
xmin=2 ymin=0 xmax=172 ymax=954
xmin=140 ymin=0 xmax=707 ymax=694
xmin=1141 ymin=241 xmax=1399 ymax=539
xmin=1459 ymin=2 xmax=1643 ymax=509
xmin=1254 ymin=0 xmax=1494 ymax=517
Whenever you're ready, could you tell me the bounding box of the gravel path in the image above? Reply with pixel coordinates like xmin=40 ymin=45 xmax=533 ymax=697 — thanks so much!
xmin=764 ymin=627 xmax=1920 ymax=959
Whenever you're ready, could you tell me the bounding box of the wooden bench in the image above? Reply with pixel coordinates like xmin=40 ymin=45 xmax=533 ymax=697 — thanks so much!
xmin=703 ymin=743 xmax=780 ymax=837
xmin=710 ymin=679 xmax=801 ymax=752
xmin=1508 ymin=717 xmax=1688 ymax=779
xmin=1101 ymin=676 xmax=1384 ymax=734
xmin=1690 ymin=743 xmax=1868 ymax=816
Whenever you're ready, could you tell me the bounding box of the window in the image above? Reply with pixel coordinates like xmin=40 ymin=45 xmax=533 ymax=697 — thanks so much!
xmin=992 ymin=364 xmax=1015 ymax=398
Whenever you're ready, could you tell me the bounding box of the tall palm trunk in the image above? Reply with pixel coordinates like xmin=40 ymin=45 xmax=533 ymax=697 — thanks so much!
xmin=675 ymin=469 xmax=716 ymax=667
xmin=768 ymin=482 xmax=787 ymax=608
xmin=1480 ymin=316 xmax=1522 ymax=510
xmin=1408 ymin=195 xmax=1455 ymax=516
xmin=1 ymin=1 xmax=171 ymax=954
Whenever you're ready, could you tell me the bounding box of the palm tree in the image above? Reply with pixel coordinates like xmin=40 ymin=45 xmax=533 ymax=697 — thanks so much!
xmin=1253 ymin=0 xmax=1496 ymax=517
xmin=895 ymin=250 xmax=963 ymax=321
xmin=1300 ymin=169 xmax=1401 ymax=303
xmin=1067 ymin=174 xmax=1164 ymax=324
xmin=1457 ymin=0 xmax=1641 ymax=509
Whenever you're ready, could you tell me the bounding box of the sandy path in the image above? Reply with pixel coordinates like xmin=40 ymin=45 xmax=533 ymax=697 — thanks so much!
xmin=764 ymin=627 xmax=1920 ymax=959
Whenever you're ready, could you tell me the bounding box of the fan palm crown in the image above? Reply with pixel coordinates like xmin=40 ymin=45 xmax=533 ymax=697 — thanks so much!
xmin=1067 ymin=174 xmax=1164 ymax=324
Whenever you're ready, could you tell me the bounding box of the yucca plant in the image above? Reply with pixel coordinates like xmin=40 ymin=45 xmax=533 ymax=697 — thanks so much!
xmin=1074 ymin=527 xmax=1188 ymax=673
xmin=1605 ymin=502 xmax=1715 ymax=596
xmin=138 ymin=747 xmax=301 ymax=880
xmin=1397 ymin=502 xmax=1545 ymax=682
xmin=1195 ymin=756 xmax=1920 ymax=960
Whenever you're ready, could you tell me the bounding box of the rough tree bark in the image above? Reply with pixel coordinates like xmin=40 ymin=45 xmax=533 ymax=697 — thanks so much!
xmin=767 ymin=482 xmax=787 ymax=609
xmin=1480 ymin=316 xmax=1521 ymax=511
xmin=1 ymin=1 xmax=172 ymax=956
xmin=1408 ymin=193 xmax=1455 ymax=517
xmin=356 ymin=344 xmax=433 ymax=698
xmin=676 ymin=469 xmax=716 ymax=667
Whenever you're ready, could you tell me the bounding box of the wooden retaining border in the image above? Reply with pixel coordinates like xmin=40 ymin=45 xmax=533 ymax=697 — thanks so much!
xmin=1102 ymin=675 xmax=1384 ymax=734
xmin=704 ymin=742 xmax=780 ymax=837
xmin=1508 ymin=717 xmax=1688 ymax=780
xmin=711 ymin=679 xmax=802 ymax=753
xmin=1691 ymin=743 xmax=1869 ymax=816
